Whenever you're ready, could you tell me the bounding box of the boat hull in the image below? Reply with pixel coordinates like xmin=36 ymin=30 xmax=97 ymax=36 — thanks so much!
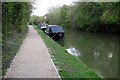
xmin=48 ymin=33 xmax=64 ymax=40
xmin=41 ymin=28 xmax=46 ymax=31
xmin=40 ymin=26 xmax=47 ymax=31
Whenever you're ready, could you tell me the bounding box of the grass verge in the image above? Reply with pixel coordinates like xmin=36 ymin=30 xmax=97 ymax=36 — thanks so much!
xmin=2 ymin=26 xmax=28 ymax=76
xmin=34 ymin=25 xmax=102 ymax=79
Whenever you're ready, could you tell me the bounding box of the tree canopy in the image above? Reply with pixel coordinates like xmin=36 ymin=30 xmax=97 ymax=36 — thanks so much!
xmin=41 ymin=2 xmax=120 ymax=33
xmin=2 ymin=2 xmax=32 ymax=37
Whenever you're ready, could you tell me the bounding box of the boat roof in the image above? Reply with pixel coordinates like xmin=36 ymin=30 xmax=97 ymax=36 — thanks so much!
xmin=48 ymin=25 xmax=64 ymax=33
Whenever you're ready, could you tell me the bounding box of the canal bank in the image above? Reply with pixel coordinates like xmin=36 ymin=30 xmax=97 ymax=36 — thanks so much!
xmin=34 ymin=25 xmax=102 ymax=78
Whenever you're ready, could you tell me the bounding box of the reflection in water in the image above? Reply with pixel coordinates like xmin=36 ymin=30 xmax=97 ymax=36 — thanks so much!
xmin=66 ymin=48 xmax=80 ymax=56
xmin=108 ymin=52 xmax=113 ymax=58
xmin=57 ymin=27 xmax=118 ymax=78
xmin=94 ymin=52 xmax=100 ymax=58
xmin=55 ymin=38 xmax=65 ymax=47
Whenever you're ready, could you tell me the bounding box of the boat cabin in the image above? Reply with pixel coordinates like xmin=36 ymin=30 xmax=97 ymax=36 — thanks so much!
xmin=45 ymin=25 xmax=64 ymax=40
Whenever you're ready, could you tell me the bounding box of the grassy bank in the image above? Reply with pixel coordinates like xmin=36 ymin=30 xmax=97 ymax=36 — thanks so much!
xmin=2 ymin=26 xmax=28 ymax=76
xmin=34 ymin=25 xmax=102 ymax=79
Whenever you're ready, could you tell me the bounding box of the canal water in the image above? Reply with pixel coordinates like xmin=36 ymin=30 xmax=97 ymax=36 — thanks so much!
xmin=56 ymin=27 xmax=118 ymax=78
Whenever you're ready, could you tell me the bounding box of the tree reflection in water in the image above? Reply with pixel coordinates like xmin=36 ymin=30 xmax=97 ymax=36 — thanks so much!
xmin=56 ymin=28 xmax=118 ymax=78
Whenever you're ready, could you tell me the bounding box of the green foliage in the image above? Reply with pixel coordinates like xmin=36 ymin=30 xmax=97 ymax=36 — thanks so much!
xmin=59 ymin=5 xmax=69 ymax=26
xmin=2 ymin=2 xmax=32 ymax=75
xmin=45 ymin=7 xmax=61 ymax=25
xmin=29 ymin=16 xmax=44 ymax=25
xmin=2 ymin=2 xmax=32 ymax=37
xmin=44 ymin=2 xmax=120 ymax=32
xmin=45 ymin=5 xmax=70 ymax=27
xmin=2 ymin=27 xmax=28 ymax=75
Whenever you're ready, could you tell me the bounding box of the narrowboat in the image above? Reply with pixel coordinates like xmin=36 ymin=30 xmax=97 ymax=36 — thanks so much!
xmin=38 ymin=22 xmax=48 ymax=31
xmin=40 ymin=26 xmax=47 ymax=31
xmin=45 ymin=25 xmax=64 ymax=40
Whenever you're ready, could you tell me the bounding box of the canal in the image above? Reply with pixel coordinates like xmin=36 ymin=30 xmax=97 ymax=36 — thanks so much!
xmin=56 ymin=27 xmax=118 ymax=78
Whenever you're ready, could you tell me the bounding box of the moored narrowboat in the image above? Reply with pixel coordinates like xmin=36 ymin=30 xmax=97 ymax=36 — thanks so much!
xmin=45 ymin=25 xmax=64 ymax=40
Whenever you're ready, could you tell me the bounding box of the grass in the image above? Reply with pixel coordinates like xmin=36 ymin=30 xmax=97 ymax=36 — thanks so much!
xmin=34 ymin=25 xmax=102 ymax=79
xmin=2 ymin=26 xmax=28 ymax=76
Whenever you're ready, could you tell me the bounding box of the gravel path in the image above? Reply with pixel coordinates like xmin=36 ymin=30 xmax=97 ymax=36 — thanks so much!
xmin=5 ymin=25 xmax=59 ymax=78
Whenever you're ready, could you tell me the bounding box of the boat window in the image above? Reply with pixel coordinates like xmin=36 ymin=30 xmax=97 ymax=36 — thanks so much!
xmin=46 ymin=27 xmax=49 ymax=32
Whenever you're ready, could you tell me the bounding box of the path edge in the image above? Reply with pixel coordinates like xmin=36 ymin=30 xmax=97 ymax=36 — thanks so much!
xmin=33 ymin=25 xmax=61 ymax=79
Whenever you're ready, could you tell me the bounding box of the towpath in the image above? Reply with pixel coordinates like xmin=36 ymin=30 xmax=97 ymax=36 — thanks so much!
xmin=5 ymin=25 xmax=59 ymax=78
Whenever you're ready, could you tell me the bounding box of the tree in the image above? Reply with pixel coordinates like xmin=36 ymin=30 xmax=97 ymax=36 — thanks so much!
xmin=2 ymin=2 xmax=32 ymax=37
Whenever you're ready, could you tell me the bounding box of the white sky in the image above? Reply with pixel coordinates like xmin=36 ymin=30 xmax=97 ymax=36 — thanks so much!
xmin=31 ymin=0 xmax=78 ymax=16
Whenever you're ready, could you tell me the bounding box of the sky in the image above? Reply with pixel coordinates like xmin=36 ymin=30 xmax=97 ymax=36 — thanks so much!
xmin=31 ymin=0 xmax=78 ymax=16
